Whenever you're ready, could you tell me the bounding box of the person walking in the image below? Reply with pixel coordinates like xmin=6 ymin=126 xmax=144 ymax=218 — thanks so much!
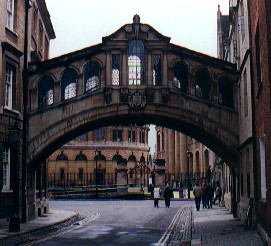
xmin=214 ymin=185 xmax=222 ymax=206
xmin=201 ymin=182 xmax=207 ymax=209
xmin=153 ymin=185 xmax=161 ymax=207
xmin=164 ymin=185 xmax=173 ymax=207
xmin=193 ymin=183 xmax=201 ymax=211
xmin=205 ymin=183 xmax=215 ymax=209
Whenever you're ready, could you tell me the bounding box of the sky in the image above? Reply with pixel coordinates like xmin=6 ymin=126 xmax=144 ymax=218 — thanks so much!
xmin=45 ymin=0 xmax=229 ymax=154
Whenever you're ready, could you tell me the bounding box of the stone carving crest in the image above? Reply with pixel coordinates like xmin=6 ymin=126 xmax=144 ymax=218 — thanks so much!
xmin=128 ymin=91 xmax=147 ymax=111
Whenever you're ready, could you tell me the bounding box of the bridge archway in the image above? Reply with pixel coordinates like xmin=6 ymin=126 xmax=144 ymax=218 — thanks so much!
xmin=28 ymin=15 xmax=238 ymax=168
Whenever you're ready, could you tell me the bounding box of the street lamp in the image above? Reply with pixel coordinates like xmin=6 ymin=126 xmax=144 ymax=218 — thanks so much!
xmin=94 ymin=149 xmax=105 ymax=199
xmin=8 ymin=120 xmax=22 ymax=232
xmin=186 ymin=151 xmax=192 ymax=199
xmin=139 ymin=154 xmax=145 ymax=192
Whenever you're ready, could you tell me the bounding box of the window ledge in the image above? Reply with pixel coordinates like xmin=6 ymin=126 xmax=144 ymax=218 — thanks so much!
xmin=3 ymin=106 xmax=21 ymax=115
xmin=5 ymin=27 xmax=18 ymax=40
xmin=1 ymin=189 xmax=13 ymax=193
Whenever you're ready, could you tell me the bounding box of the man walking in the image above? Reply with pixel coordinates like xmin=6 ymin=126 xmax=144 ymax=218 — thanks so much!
xmin=153 ymin=185 xmax=161 ymax=207
xmin=164 ymin=185 xmax=173 ymax=207
xmin=193 ymin=183 xmax=201 ymax=211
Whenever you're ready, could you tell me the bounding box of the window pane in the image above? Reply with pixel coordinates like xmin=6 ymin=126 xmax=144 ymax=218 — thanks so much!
xmin=5 ymin=66 xmax=13 ymax=108
xmin=112 ymin=55 xmax=120 ymax=86
xmin=3 ymin=147 xmax=10 ymax=188
xmin=128 ymin=40 xmax=145 ymax=85
xmin=85 ymin=63 xmax=100 ymax=92
xmin=65 ymin=83 xmax=76 ymax=99
xmin=38 ymin=76 xmax=54 ymax=108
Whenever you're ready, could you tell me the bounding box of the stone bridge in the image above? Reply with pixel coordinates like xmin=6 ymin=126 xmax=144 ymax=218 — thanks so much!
xmin=27 ymin=15 xmax=238 ymax=166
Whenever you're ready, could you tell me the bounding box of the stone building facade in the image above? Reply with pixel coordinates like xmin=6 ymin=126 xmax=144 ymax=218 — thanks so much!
xmin=47 ymin=125 xmax=151 ymax=190
xmin=248 ymin=0 xmax=271 ymax=243
xmin=155 ymin=127 xmax=218 ymax=187
xmin=0 ymin=0 xmax=55 ymax=225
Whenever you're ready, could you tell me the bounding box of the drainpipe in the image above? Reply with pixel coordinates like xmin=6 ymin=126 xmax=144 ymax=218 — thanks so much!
xmin=22 ymin=0 xmax=31 ymax=223
xmin=247 ymin=0 xmax=258 ymax=226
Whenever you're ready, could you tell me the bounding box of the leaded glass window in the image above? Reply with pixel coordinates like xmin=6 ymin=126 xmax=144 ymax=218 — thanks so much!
xmin=173 ymin=63 xmax=188 ymax=92
xmin=5 ymin=65 xmax=14 ymax=109
xmin=112 ymin=130 xmax=122 ymax=141
xmin=112 ymin=54 xmax=120 ymax=86
xmin=128 ymin=130 xmax=136 ymax=142
xmin=7 ymin=0 xmax=14 ymax=30
xmin=3 ymin=146 xmax=10 ymax=189
xmin=94 ymin=128 xmax=106 ymax=141
xmin=38 ymin=76 xmax=54 ymax=108
xmin=195 ymin=71 xmax=211 ymax=101
xmin=61 ymin=69 xmax=77 ymax=100
xmin=128 ymin=40 xmax=145 ymax=85
xmin=153 ymin=55 xmax=161 ymax=86
xmin=85 ymin=63 xmax=100 ymax=92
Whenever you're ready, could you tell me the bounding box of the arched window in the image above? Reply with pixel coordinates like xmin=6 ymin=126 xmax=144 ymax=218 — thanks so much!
xmin=173 ymin=63 xmax=188 ymax=92
xmin=61 ymin=69 xmax=77 ymax=100
xmin=38 ymin=76 xmax=54 ymax=108
xmin=218 ymin=77 xmax=234 ymax=108
xmin=128 ymin=40 xmax=145 ymax=85
xmin=56 ymin=151 xmax=68 ymax=161
xmin=75 ymin=151 xmax=87 ymax=161
xmin=195 ymin=71 xmax=211 ymax=101
xmin=84 ymin=62 xmax=100 ymax=92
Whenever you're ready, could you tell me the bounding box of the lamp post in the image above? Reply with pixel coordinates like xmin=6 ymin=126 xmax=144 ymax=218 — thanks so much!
xmin=140 ymin=154 xmax=145 ymax=192
xmin=186 ymin=151 xmax=192 ymax=199
xmin=94 ymin=149 xmax=106 ymax=199
xmin=8 ymin=120 xmax=22 ymax=232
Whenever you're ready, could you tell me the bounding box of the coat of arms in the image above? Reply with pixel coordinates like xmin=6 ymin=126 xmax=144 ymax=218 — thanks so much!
xmin=128 ymin=91 xmax=147 ymax=111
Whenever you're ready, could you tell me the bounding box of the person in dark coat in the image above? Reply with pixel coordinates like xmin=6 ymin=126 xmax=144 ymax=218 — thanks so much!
xmin=205 ymin=183 xmax=215 ymax=208
xmin=164 ymin=185 xmax=173 ymax=207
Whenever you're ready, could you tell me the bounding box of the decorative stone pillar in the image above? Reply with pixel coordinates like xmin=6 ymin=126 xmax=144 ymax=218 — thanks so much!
xmin=147 ymin=49 xmax=152 ymax=86
xmin=153 ymin=159 xmax=166 ymax=187
xmin=117 ymin=160 xmax=128 ymax=195
xmin=54 ymin=80 xmax=61 ymax=103
xmin=121 ymin=49 xmax=127 ymax=86
xmin=105 ymin=50 xmax=111 ymax=87
xmin=164 ymin=128 xmax=169 ymax=174
xmin=174 ymin=131 xmax=180 ymax=178
xmin=180 ymin=133 xmax=187 ymax=181
xmin=168 ymin=129 xmax=175 ymax=180
xmin=162 ymin=50 xmax=168 ymax=86
xmin=77 ymin=74 xmax=84 ymax=96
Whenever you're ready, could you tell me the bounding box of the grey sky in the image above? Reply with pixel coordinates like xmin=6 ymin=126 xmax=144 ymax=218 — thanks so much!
xmin=45 ymin=0 xmax=229 ymax=154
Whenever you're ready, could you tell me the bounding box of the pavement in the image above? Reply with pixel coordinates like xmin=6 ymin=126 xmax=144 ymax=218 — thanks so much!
xmin=0 ymin=203 xmax=264 ymax=245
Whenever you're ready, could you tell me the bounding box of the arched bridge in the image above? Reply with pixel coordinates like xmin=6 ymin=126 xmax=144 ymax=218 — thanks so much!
xmin=27 ymin=15 xmax=238 ymax=166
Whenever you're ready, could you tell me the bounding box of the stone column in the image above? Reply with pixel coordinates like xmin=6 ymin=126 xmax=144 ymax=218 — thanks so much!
xmin=117 ymin=161 xmax=128 ymax=194
xmin=77 ymin=74 xmax=83 ymax=96
xmin=121 ymin=49 xmax=127 ymax=86
xmin=164 ymin=128 xmax=169 ymax=174
xmin=105 ymin=50 xmax=111 ymax=87
xmin=168 ymin=129 xmax=175 ymax=180
xmin=174 ymin=131 xmax=180 ymax=178
xmin=147 ymin=50 xmax=152 ymax=86
xmin=162 ymin=51 xmax=168 ymax=86
xmin=54 ymin=80 xmax=61 ymax=103
xmin=180 ymin=133 xmax=187 ymax=181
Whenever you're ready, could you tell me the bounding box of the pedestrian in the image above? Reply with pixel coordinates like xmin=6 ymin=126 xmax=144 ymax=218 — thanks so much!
xmin=193 ymin=183 xmax=201 ymax=211
xmin=213 ymin=185 xmax=222 ymax=206
xmin=205 ymin=183 xmax=215 ymax=208
xmin=201 ymin=182 xmax=207 ymax=209
xmin=153 ymin=185 xmax=161 ymax=207
xmin=164 ymin=185 xmax=173 ymax=207
xmin=150 ymin=183 xmax=154 ymax=198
